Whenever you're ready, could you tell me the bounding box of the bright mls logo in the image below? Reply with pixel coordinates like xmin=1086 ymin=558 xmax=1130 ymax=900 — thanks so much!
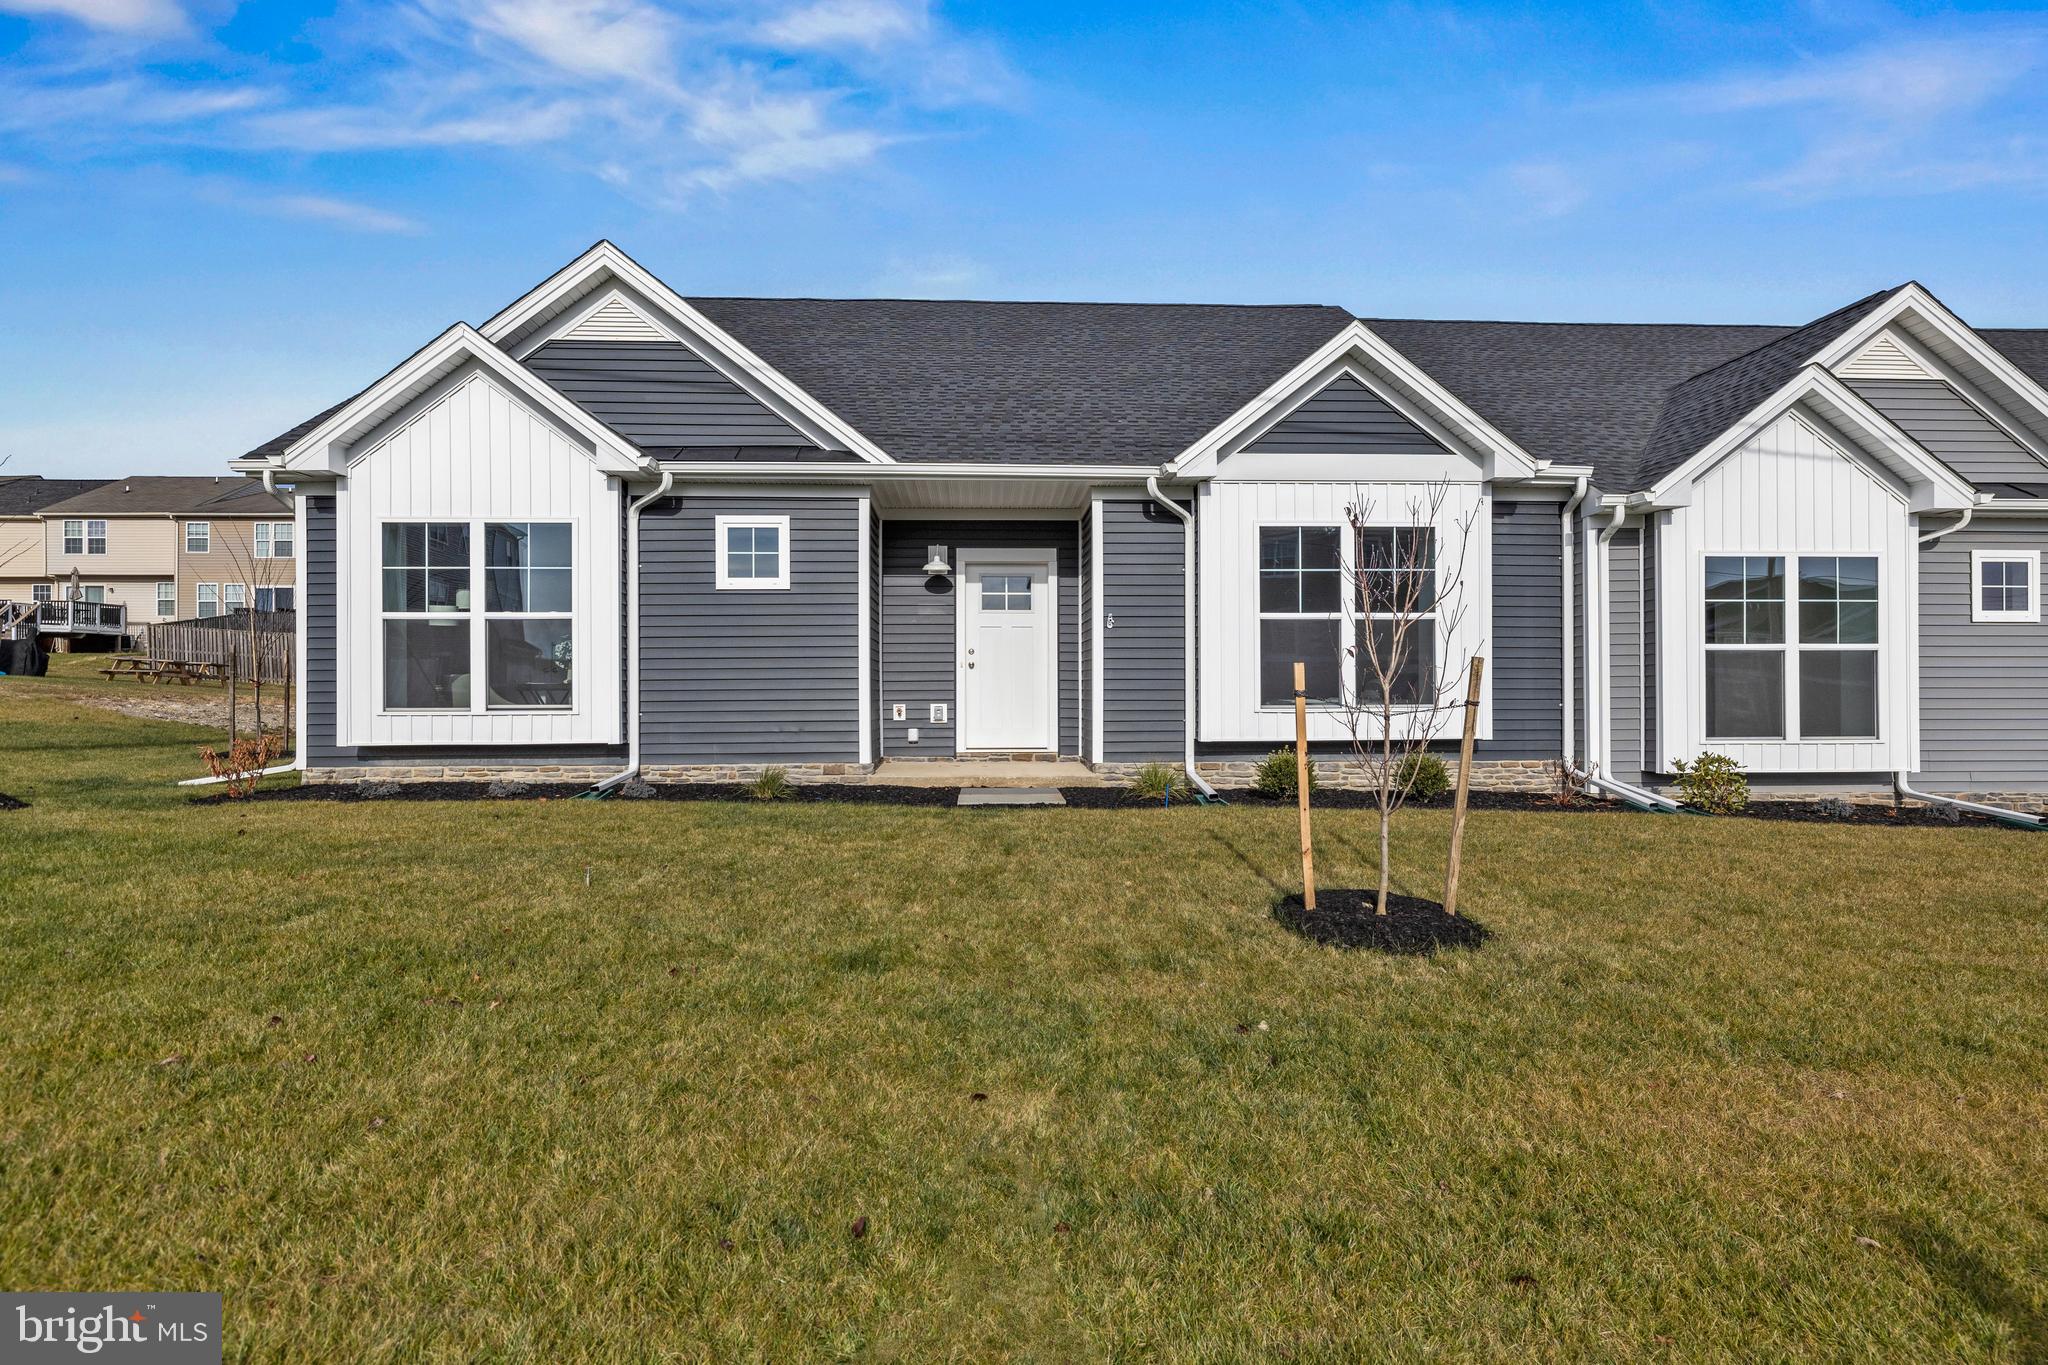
xmin=4 ymin=1294 xmax=220 ymax=1362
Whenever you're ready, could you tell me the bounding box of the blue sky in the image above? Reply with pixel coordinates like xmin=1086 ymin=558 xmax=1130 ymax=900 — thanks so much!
xmin=4 ymin=0 xmax=2048 ymax=475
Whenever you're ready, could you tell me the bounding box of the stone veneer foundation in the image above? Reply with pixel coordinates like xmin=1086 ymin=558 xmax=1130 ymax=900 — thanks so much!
xmin=304 ymin=763 xmax=872 ymax=785
xmin=1091 ymin=758 xmax=1560 ymax=793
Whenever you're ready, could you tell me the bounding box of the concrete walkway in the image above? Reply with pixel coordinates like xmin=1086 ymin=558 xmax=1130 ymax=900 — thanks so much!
xmin=868 ymin=758 xmax=1104 ymax=788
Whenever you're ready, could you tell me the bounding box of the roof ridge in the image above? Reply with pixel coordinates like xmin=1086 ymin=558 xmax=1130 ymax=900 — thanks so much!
xmin=1360 ymin=316 xmax=1796 ymax=331
xmin=1660 ymin=284 xmax=1904 ymax=390
xmin=688 ymin=295 xmax=1349 ymax=311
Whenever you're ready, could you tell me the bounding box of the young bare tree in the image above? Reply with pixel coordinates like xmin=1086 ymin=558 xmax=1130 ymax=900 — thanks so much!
xmin=1336 ymin=481 xmax=1482 ymax=915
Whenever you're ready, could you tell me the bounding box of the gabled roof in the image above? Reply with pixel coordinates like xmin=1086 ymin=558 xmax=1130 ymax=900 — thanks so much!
xmin=0 ymin=476 xmax=111 ymax=516
xmin=1630 ymin=287 xmax=1904 ymax=488
xmin=686 ymin=297 xmax=1355 ymax=465
xmin=39 ymin=475 xmax=290 ymax=517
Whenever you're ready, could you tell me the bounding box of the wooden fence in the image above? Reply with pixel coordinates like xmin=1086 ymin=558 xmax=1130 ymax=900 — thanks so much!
xmin=147 ymin=610 xmax=296 ymax=684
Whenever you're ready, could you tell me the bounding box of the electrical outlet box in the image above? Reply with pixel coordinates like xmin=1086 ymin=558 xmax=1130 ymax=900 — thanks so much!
xmin=891 ymin=703 xmax=907 ymax=722
xmin=907 ymin=726 xmax=920 ymax=744
xmin=930 ymin=703 xmax=948 ymax=725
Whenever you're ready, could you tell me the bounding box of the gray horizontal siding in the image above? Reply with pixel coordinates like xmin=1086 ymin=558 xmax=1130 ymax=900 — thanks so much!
xmin=1245 ymin=374 xmax=1445 ymax=454
xmin=878 ymin=520 xmax=1079 ymax=757
xmin=1606 ymin=527 xmax=1644 ymax=779
xmin=640 ymin=495 xmax=861 ymax=764
xmin=1850 ymin=379 xmax=2047 ymax=486
xmin=1476 ymin=498 xmax=1564 ymax=762
xmin=525 ymin=340 xmax=814 ymax=449
xmin=305 ymin=494 xmax=340 ymax=764
xmin=1101 ymin=499 xmax=1186 ymax=762
xmin=1642 ymin=521 xmax=1659 ymax=774
xmin=1913 ymin=519 xmax=2048 ymax=789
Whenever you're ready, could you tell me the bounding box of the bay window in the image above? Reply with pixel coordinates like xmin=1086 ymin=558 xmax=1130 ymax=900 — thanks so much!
xmin=1257 ymin=526 xmax=1342 ymax=706
xmin=381 ymin=520 xmax=573 ymax=712
xmin=1703 ymin=554 xmax=1877 ymax=741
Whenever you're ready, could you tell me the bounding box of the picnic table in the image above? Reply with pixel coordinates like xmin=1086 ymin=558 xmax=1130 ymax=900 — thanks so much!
xmin=100 ymin=656 xmax=229 ymax=685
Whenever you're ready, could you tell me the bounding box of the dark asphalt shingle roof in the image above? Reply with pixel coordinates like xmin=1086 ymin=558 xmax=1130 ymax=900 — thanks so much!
xmin=0 ymin=477 xmax=112 ymax=516
xmin=685 ymin=297 xmax=1356 ymax=465
xmin=39 ymin=475 xmax=290 ymax=517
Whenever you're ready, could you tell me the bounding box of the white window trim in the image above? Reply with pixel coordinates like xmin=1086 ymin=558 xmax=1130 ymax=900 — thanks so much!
xmin=32 ymin=583 xmax=51 ymax=604
xmin=254 ymin=521 xmax=294 ymax=559
xmin=376 ymin=518 xmax=580 ymax=717
xmin=85 ymin=519 xmax=106 ymax=555
xmin=196 ymin=583 xmax=220 ymax=618
xmin=1971 ymin=549 xmax=2039 ymax=624
xmin=1701 ymin=552 xmax=1883 ymax=744
xmin=186 ymin=521 xmax=210 ymax=553
xmin=1252 ymin=520 xmax=1444 ymax=716
xmin=714 ymin=514 xmax=792 ymax=590
xmin=156 ymin=582 xmax=175 ymax=616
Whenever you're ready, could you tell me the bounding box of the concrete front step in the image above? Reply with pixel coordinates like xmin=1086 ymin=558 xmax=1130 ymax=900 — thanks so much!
xmin=868 ymin=758 xmax=1104 ymax=788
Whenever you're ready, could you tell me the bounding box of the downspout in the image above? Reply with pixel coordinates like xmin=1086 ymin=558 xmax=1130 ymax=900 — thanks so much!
xmin=1146 ymin=474 xmax=1219 ymax=800
xmin=1559 ymin=477 xmax=1588 ymax=769
xmin=1894 ymin=500 xmax=2041 ymax=825
xmin=588 ymin=466 xmax=674 ymax=796
xmin=180 ymin=461 xmax=302 ymax=786
xmin=1567 ymin=498 xmax=1682 ymax=813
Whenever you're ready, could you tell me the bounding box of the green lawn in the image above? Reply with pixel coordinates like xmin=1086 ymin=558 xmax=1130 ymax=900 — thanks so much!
xmin=3 ymin=665 xmax=2046 ymax=1361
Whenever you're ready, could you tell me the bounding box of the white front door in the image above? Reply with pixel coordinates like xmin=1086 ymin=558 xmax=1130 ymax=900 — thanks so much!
xmin=958 ymin=554 xmax=1057 ymax=751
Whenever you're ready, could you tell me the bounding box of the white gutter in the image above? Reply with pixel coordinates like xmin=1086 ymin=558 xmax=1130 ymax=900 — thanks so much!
xmin=1893 ymin=773 xmax=2044 ymax=829
xmin=1146 ymin=474 xmax=1219 ymax=800
xmin=656 ymin=460 xmax=1164 ymax=482
xmin=1917 ymin=504 xmax=1975 ymax=545
xmin=1562 ymin=495 xmax=1682 ymax=813
xmin=1559 ymin=476 xmax=1589 ymax=768
xmin=590 ymin=467 xmax=675 ymax=796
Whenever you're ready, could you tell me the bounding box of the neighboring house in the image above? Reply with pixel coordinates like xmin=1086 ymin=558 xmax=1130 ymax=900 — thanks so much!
xmin=232 ymin=242 xmax=2048 ymax=803
xmin=0 ymin=476 xmax=109 ymax=603
xmin=33 ymin=476 xmax=295 ymax=628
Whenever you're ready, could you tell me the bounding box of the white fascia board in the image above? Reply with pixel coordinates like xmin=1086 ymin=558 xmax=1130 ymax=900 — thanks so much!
xmin=278 ymin=323 xmax=647 ymax=477
xmin=1642 ymin=365 xmax=1976 ymax=513
xmin=1815 ymin=284 xmax=2048 ymax=448
xmin=651 ymin=460 xmax=1166 ymax=482
xmin=478 ymin=241 xmax=895 ymax=465
xmin=1167 ymin=320 xmax=1541 ymax=480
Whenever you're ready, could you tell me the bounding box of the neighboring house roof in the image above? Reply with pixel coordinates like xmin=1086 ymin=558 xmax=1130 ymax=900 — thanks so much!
xmin=684 ymin=297 xmax=1357 ymax=466
xmin=39 ymin=475 xmax=291 ymax=517
xmin=0 ymin=476 xmax=111 ymax=516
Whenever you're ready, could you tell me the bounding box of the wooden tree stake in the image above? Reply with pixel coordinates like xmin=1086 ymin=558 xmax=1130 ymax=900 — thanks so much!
xmin=1294 ymin=660 xmax=1316 ymax=911
xmin=1444 ymin=656 xmax=1485 ymax=917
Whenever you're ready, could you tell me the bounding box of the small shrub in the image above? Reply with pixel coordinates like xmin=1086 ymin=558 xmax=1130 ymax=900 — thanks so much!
xmin=1395 ymin=753 xmax=1452 ymax=802
xmin=1815 ymin=795 xmax=1855 ymax=820
xmin=1671 ymin=752 xmax=1748 ymax=814
xmin=199 ymin=733 xmax=285 ymax=800
xmin=1250 ymin=748 xmax=1318 ymax=798
xmin=485 ymin=778 xmax=530 ymax=798
xmin=747 ymin=767 xmax=793 ymax=801
xmin=1546 ymin=759 xmax=1587 ymax=806
xmin=1129 ymin=762 xmax=1190 ymax=804
xmin=618 ymin=780 xmax=658 ymax=800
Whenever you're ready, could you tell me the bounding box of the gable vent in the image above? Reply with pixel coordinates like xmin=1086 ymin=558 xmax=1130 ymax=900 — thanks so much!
xmin=561 ymin=295 xmax=668 ymax=343
xmin=1839 ymin=333 xmax=1931 ymax=381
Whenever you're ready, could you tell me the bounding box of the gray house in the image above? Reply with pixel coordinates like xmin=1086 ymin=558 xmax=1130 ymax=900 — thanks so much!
xmin=232 ymin=243 xmax=2048 ymax=805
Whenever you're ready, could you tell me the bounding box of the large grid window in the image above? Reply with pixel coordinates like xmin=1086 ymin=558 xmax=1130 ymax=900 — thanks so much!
xmin=1973 ymin=551 xmax=2038 ymax=623
xmin=1258 ymin=526 xmax=1342 ymax=706
xmin=1703 ymin=554 xmax=1878 ymax=741
xmin=483 ymin=522 xmax=573 ymax=709
xmin=1357 ymin=527 xmax=1436 ymax=706
xmin=382 ymin=523 xmax=472 ymax=711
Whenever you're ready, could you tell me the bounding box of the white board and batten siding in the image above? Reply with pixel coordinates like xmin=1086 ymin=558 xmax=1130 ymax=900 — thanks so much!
xmin=336 ymin=364 xmax=623 ymax=748
xmin=1655 ymin=409 xmax=1916 ymax=774
xmin=1198 ymin=478 xmax=1492 ymax=744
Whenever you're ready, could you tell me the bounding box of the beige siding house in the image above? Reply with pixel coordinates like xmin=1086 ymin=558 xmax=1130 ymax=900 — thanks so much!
xmin=0 ymin=476 xmax=117 ymax=603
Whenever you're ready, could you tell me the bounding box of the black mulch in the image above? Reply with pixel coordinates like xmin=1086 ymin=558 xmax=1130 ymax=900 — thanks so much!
xmin=1273 ymin=891 xmax=1491 ymax=955
xmin=1221 ymin=788 xmax=1630 ymax=814
xmin=0 ymin=791 xmax=27 ymax=811
xmin=192 ymin=781 xmax=958 ymax=807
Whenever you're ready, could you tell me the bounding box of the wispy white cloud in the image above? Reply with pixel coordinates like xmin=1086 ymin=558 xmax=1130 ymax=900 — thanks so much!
xmin=1668 ymin=32 xmax=2040 ymax=122
xmin=870 ymin=251 xmax=984 ymax=294
xmin=0 ymin=0 xmax=188 ymax=36
xmin=1503 ymin=159 xmax=1587 ymax=219
xmin=245 ymin=191 xmax=424 ymax=234
xmin=0 ymin=0 xmax=1017 ymax=207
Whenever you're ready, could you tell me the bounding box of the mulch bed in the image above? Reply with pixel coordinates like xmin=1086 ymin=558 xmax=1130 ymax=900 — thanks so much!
xmin=0 ymin=791 xmax=27 ymax=811
xmin=192 ymin=781 xmax=957 ymax=807
xmin=1273 ymin=890 xmax=1491 ymax=955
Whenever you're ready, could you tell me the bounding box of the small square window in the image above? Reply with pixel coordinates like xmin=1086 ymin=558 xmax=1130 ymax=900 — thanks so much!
xmin=32 ymin=583 xmax=51 ymax=604
xmin=1972 ymin=551 xmax=2039 ymax=623
xmin=714 ymin=516 xmax=791 ymax=589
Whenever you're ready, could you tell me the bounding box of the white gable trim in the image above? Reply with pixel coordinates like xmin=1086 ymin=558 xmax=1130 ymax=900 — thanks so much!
xmin=277 ymin=324 xmax=646 ymax=477
xmin=556 ymin=291 xmax=670 ymax=343
xmin=1862 ymin=325 xmax=2048 ymax=470
xmin=1814 ymin=284 xmax=2048 ymax=452
xmin=1169 ymin=321 xmax=1541 ymax=481
xmin=480 ymin=242 xmax=895 ymax=464
xmin=1644 ymin=365 xmax=1978 ymax=513
xmin=1837 ymin=333 xmax=1932 ymax=381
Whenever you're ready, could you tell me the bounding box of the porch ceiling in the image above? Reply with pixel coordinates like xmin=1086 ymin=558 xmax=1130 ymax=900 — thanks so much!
xmin=869 ymin=476 xmax=1102 ymax=513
